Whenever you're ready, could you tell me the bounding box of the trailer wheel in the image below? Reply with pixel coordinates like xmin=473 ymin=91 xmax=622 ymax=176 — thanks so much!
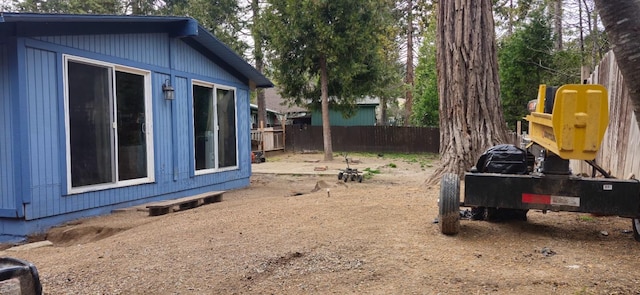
xmin=344 ymin=174 xmax=349 ymax=182
xmin=358 ymin=175 xmax=363 ymax=183
xmin=438 ymin=173 xmax=460 ymax=235
xmin=633 ymin=218 xmax=640 ymax=242
xmin=338 ymin=172 xmax=343 ymax=180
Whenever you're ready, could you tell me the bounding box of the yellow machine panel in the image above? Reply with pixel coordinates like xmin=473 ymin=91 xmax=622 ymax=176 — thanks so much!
xmin=525 ymin=84 xmax=608 ymax=160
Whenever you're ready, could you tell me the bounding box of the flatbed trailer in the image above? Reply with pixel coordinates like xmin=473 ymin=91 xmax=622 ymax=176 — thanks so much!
xmin=437 ymin=84 xmax=640 ymax=241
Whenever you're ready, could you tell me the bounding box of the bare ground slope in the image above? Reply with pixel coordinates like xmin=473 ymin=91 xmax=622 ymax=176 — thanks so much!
xmin=3 ymin=152 xmax=640 ymax=294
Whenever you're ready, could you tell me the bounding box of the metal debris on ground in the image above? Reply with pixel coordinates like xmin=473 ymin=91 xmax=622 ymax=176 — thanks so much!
xmin=459 ymin=209 xmax=474 ymax=219
xmin=540 ymin=247 xmax=556 ymax=257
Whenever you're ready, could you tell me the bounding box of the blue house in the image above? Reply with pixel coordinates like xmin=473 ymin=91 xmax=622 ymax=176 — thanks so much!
xmin=0 ymin=13 xmax=272 ymax=242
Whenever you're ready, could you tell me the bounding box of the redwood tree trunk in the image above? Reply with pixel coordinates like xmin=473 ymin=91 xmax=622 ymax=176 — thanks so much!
xmin=319 ymin=55 xmax=333 ymax=161
xmin=595 ymin=0 xmax=640 ymax=129
xmin=429 ymin=0 xmax=509 ymax=183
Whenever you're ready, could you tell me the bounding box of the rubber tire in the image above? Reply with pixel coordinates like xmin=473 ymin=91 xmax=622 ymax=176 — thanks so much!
xmin=351 ymin=174 xmax=356 ymax=181
xmin=344 ymin=174 xmax=349 ymax=182
xmin=633 ymin=218 xmax=640 ymax=242
xmin=338 ymin=172 xmax=343 ymax=180
xmin=358 ymin=175 xmax=363 ymax=183
xmin=439 ymin=173 xmax=460 ymax=235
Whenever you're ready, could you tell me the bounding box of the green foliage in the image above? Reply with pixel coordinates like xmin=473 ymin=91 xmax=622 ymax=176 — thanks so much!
xmin=387 ymin=163 xmax=397 ymax=168
xmin=163 ymin=0 xmax=248 ymax=55
xmin=362 ymin=167 xmax=380 ymax=180
xmin=263 ymin=0 xmax=396 ymax=115
xmin=578 ymin=215 xmax=595 ymax=222
xmin=346 ymin=151 xmax=436 ymax=169
xmin=412 ymin=13 xmax=438 ymax=127
xmin=13 ymin=0 xmax=248 ymax=56
xmin=547 ymin=48 xmax=582 ymax=85
xmin=364 ymin=167 xmax=381 ymax=174
xmin=15 ymin=0 xmax=122 ymax=13
xmin=498 ymin=11 xmax=553 ymax=130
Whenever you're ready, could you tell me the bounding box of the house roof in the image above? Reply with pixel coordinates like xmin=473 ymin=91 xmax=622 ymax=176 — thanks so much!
xmin=263 ymin=87 xmax=380 ymax=114
xmin=358 ymin=96 xmax=380 ymax=106
xmin=250 ymin=103 xmax=281 ymax=115
xmin=264 ymin=87 xmax=307 ymax=114
xmin=0 ymin=12 xmax=273 ymax=88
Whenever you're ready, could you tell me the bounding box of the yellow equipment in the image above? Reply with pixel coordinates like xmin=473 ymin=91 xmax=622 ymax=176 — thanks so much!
xmin=438 ymin=83 xmax=640 ymax=242
xmin=525 ymin=84 xmax=609 ymax=160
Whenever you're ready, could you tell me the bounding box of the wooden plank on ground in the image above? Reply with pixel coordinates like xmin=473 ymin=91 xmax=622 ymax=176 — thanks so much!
xmin=146 ymin=191 xmax=224 ymax=216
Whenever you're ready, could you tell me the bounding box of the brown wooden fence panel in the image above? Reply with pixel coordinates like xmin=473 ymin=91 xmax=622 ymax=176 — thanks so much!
xmin=285 ymin=126 xmax=440 ymax=153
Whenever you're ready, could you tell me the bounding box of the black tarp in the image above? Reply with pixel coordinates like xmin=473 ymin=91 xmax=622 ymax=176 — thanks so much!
xmin=475 ymin=144 xmax=528 ymax=174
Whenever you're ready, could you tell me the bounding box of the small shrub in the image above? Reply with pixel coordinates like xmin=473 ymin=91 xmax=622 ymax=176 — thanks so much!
xmin=388 ymin=163 xmax=397 ymax=168
xmin=364 ymin=172 xmax=374 ymax=180
xmin=364 ymin=167 xmax=380 ymax=174
xmin=578 ymin=215 xmax=595 ymax=222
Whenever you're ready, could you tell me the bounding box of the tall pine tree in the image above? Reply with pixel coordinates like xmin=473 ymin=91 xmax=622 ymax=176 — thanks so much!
xmin=264 ymin=0 xmax=392 ymax=161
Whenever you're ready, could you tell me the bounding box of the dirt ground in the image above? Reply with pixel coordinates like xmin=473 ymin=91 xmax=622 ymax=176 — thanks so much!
xmin=3 ymin=152 xmax=640 ymax=294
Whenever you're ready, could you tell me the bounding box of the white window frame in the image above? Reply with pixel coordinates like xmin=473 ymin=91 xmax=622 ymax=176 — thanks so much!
xmin=192 ymin=79 xmax=239 ymax=175
xmin=63 ymin=55 xmax=155 ymax=194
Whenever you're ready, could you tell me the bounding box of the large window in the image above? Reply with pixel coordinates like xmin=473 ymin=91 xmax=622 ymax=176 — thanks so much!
xmin=193 ymin=81 xmax=237 ymax=174
xmin=64 ymin=56 xmax=154 ymax=193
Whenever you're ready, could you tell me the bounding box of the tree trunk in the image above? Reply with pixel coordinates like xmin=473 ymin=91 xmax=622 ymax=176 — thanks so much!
xmin=595 ymin=0 xmax=640 ymax=129
xmin=404 ymin=0 xmax=414 ymax=125
xmin=428 ymin=0 xmax=509 ymax=184
xmin=582 ymin=0 xmax=597 ymax=71
xmin=380 ymin=97 xmax=388 ymax=126
xmin=507 ymin=0 xmax=514 ymax=36
xmin=251 ymin=0 xmax=266 ymax=129
xmin=319 ymin=55 xmax=333 ymax=161
xmin=553 ymin=0 xmax=563 ymax=51
xmin=578 ymin=1 xmax=585 ymax=65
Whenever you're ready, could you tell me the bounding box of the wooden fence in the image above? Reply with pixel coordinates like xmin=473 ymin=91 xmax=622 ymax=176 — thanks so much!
xmin=570 ymin=51 xmax=640 ymax=178
xmin=285 ymin=125 xmax=440 ymax=154
xmin=251 ymin=128 xmax=285 ymax=152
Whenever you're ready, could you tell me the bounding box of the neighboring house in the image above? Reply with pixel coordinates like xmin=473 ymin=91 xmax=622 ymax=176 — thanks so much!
xmin=263 ymin=88 xmax=380 ymax=126
xmin=249 ymin=103 xmax=282 ymax=129
xmin=311 ymin=97 xmax=380 ymax=126
xmin=263 ymin=87 xmax=310 ymax=126
xmin=249 ymin=103 xmax=284 ymax=153
xmin=0 ymin=12 xmax=272 ymax=242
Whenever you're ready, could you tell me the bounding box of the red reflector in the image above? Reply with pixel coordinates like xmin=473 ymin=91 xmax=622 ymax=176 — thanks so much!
xmin=522 ymin=193 xmax=551 ymax=204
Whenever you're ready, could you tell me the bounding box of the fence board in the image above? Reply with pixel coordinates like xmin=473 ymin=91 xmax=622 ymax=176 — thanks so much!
xmin=285 ymin=126 xmax=440 ymax=154
xmin=570 ymin=51 xmax=640 ymax=179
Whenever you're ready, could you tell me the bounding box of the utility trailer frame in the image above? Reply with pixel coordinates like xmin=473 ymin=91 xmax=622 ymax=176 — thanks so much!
xmin=438 ymin=172 xmax=640 ymax=241
xmin=437 ymin=84 xmax=640 ymax=241
xmin=464 ymin=173 xmax=640 ymax=217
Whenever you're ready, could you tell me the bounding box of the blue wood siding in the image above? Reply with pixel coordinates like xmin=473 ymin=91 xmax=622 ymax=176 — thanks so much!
xmin=237 ymin=89 xmax=251 ymax=175
xmin=174 ymin=76 xmax=192 ymax=181
xmin=2 ymin=30 xmax=253 ymax=240
xmin=35 ymin=34 xmax=170 ymax=68
xmin=0 ymin=44 xmax=17 ymax=212
xmin=312 ymin=106 xmax=377 ymax=126
xmin=23 ymin=47 xmax=62 ymax=219
xmin=17 ymin=45 xmax=252 ymax=220
xmin=173 ymin=40 xmax=242 ymax=85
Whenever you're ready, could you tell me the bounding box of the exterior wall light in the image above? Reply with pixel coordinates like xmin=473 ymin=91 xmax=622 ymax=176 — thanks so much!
xmin=162 ymin=79 xmax=175 ymax=100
